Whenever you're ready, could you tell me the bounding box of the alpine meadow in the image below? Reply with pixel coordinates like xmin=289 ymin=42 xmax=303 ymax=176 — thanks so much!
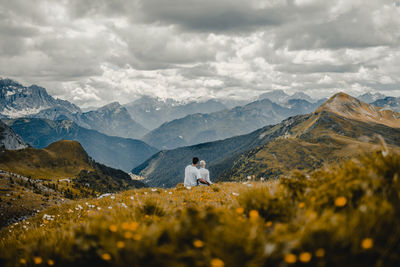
xmin=1 ymin=1 xmax=400 ymax=267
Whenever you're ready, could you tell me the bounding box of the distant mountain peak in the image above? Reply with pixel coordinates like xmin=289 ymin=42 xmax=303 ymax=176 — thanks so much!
xmin=317 ymin=92 xmax=400 ymax=128
xmin=99 ymin=102 xmax=122 ymax=110
xmin=0 ymin=78 xmax=81 ymax=118
xmin=258 ymin=90 xmax=316 ymax=103
xmin=358 ymin=92 xmax=386 ymax=103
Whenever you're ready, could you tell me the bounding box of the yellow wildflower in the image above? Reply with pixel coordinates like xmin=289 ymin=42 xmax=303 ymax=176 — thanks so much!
xmin=315 ymin=248 xmax=325 ymax=257
xmin=101 ymin=253 xmax=111 ymax=261
xmin=193 ymin=240 xmax=204 ymax=248
xmin=124 ymin=231 xmax=133 ymax=239
xmin=249 ymin=210 xmax=259 ymax=220
xmin=299 ymin=252 xmax=312 ymax=263
xmin=210 ymin=258 xmax=225 ymax=267
xmin=133 ymin=234 xmax=142 ymax=241
xmin=284 ymin=253 xmax=297 ymax=264
xmin=122 ymin=222 xmax=138 ymax=231
xmin=109 ymin=225 xmax=118 ymax=232
xmin=335 ymin=196 xmax=347 ymax=207
xmin=236 ymin=207 xmax=244 ymax=214
xmin=33 ymin=257 xmax=42 ymax=265
xmin=361 ymin=238 xmax=373 ymax=249
xmin=117 ymin=241 xmax=125 ymax=249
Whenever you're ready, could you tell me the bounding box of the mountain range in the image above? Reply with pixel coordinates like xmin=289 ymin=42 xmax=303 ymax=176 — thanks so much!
xmin=0 ymin=79 xmax=147 ymax=139
xmin=4 ymin=118 xmax=157 ymax=172
xmin=142 ymin=98 xmax=325 ymax=149
xmin=133 ymin=93 xmax=400 ymax=187
xmin=372 ymin=97 xmax=400 ymax=112
xmin=357 ymin=92 xmax=387 ymax=103
xmin=124 ymin=96 xmax=228 ymax=130
xmin=257 ymin=90 xmax=318 ymax=104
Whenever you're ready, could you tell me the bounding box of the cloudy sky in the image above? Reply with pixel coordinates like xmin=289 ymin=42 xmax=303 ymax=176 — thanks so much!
xmin=1 ymin=0 xmax=400 ymax=107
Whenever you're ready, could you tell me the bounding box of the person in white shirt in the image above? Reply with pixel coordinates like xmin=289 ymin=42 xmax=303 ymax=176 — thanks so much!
xmin=199 ymin=160 xmax=212 ymax=186
xmin=184 ymin=157 xmax=209 ymax=187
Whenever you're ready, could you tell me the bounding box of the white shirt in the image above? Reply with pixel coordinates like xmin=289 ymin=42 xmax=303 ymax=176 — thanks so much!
xmin=199 ymin=168 xmax=212 ymax=185
xmin=184 ymin=165 xmax=201 ymax=187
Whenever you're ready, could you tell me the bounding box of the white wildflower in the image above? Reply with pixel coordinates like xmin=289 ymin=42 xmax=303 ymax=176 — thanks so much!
xmin=264 ymin=243 xmax=276 ymax=255
xmin=359 ymin=205 xmax=367 ymax=213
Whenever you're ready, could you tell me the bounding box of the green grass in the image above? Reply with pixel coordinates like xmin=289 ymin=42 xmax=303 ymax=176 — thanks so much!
xmin=1 ymin=149 xmax=400 ymax=266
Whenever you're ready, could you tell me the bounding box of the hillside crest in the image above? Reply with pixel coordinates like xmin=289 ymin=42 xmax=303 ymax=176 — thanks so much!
xmin=317 ymin=92 xmax=400 ymax=128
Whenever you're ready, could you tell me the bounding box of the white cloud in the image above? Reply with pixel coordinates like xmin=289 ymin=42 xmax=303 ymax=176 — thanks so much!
xmin=0 ymin=0 xmax=399 ymax=106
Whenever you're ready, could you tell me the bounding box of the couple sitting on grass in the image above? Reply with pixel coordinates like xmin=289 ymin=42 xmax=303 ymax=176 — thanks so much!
xmin=184 ymin=157 xmax=212 ymax=187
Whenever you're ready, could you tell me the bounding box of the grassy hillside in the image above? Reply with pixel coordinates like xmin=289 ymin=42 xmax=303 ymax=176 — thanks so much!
xmin=1 ymin=149 xmax=399 ymax=266
xmin=0 ymin=140 xmax=146 ymax=194
xmin=0 ymin=140 xmax=147 ymax=227
xmin=0 ymin=140 xmax=94 ymax=179
xmin=0 ymin=171 xmax=70 ymax=228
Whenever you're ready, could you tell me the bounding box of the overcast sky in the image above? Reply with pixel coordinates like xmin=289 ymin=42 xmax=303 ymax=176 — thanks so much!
xmin=1 ymin=0 xmax=400 ymax=107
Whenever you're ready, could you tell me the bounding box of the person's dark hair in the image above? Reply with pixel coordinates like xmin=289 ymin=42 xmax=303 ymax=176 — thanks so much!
xmin=192 ymin=157 xmax=199 ymax=165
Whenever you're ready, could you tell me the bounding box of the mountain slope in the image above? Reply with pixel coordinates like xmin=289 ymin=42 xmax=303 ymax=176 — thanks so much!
xmin=124 ymin=96 xmax=227 ymax=130
xmin=142 ymin=98 xmax=321 ymax=149
xmin=4 ymin=118 xmax=158 ymax=172
xmin=0 ymin=79 xmax=80 ymax=118
xmin=0 ymin=120 xmax=27 ymax=150
xmin=134 ymin=93 xmax=400 ymax=187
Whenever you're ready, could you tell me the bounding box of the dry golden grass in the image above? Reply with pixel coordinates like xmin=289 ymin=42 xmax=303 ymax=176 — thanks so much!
xmin=1 ymin=149 xmax=400 ymax=266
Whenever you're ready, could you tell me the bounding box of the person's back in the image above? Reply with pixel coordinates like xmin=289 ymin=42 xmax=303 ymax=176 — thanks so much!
xmin=184 ymin=158 xmax=201 ymax=187
xmin=199 ymin=160 xmax=212 ymax=186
